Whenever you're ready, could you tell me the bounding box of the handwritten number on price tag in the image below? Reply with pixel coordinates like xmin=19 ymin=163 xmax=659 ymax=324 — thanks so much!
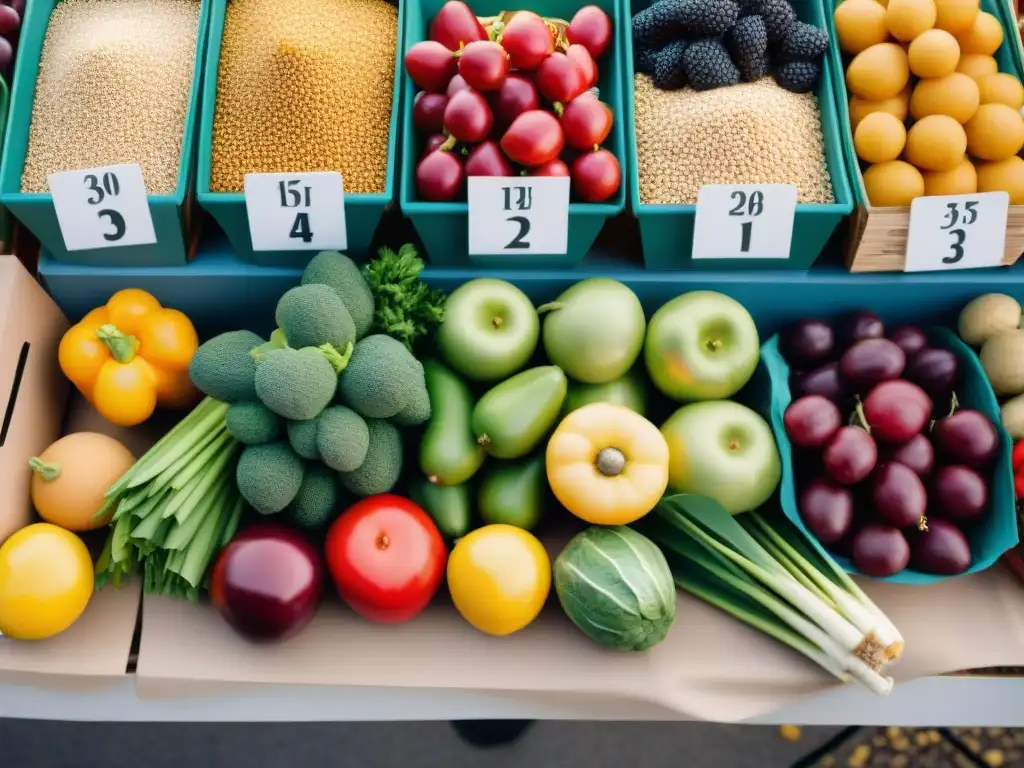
xmin=467 ymin=176 xmax=570 ymax=255
xmin=727 ymin=189 xmax=765 ymax=252
xmin=243 ymin=172 xmax=346 ymax=252
xmin=692 ymin=184 xmax=796 ymax=260
xmin=503 ymin=185 xmax=533 ymax=249
xmin=278 ymin=179 xmax=314 ymax=244
xmin=938 ymin=200 xmax=979 ymax=264
xmin=83 ymin=172 xmax=127 ymax=242
xmin=904 ymin=192 xmax=1008 ymax=272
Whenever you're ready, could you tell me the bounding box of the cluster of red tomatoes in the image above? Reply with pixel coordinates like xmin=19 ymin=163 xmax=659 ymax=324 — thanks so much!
xmin=405 ymin=1 xmax=621 ymax=203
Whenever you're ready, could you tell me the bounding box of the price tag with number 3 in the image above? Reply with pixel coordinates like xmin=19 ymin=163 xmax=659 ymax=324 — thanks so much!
xmin=692 ymin=184 xmax=798 ymax=260
xmin=905 ymin=192 xmax=1009 ymax=272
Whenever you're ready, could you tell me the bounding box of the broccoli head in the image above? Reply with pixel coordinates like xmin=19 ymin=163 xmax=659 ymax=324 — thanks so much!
xmin=301 ymin=251 xmax=375 ymax=340
xmin=189 ymin=330 xmax=264 ymax=402
xmin=226 ymin=401 xmax=282 ymax=445
xmin=275 ymin=284 xmax=355 ymax=352
xmin=285 ymin=462 xmax=342 ymax=531
xmin=254 ymin=347 xmax=339 ymax=421
xmin=236 ymin=441 xmax=304 ymax=515
xmin=316 ymin=406 xmax=370 ymax=472
xmin=337 ymin=334 xmax=425 ymax=419
xmin=338 ymin=419 xmax=403 ymax=497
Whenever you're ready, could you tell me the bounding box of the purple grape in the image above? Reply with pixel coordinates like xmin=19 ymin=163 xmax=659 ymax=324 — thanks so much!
xmin=852 ymin=524 xmax=911 ymax=577
xmin=0 ymin=4 xmax=19 ymax=35
xmin=904 ymin=348 xmax=961 ymax=398
xmin=887 ymin=325 xmax=928 ymax=358
xmin=837 ymin=310 xmax=884 ymax=348
xmin=791 ymin=362 xmax=847 ymax=403
xmin=780 ymin=319 xmax=835 ymax=368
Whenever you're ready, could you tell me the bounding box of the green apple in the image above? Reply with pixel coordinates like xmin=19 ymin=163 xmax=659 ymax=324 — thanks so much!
xmin=644 ymin=291 xmax=759 ymax=402
xmin=437 ymin=278 xmax=539 ymax=382
xmin=661 ymin=401 xmax=781 ymax=515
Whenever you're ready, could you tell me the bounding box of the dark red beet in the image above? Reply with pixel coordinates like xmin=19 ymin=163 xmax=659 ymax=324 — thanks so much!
xmin=443 ymin=88 xmax=493 ymax=142
xmin=871 ymin=461 xmax=928 ymax=529
xmin=910 ymin=518 xmax=972 ymax=575
xmin=862 ymin=380 xmax=932 ymax=443
xmin=839 ymin=338 xmax=906 ymax=389
xmin=447 ymin=74 xmax=471 ymax=97
xmin=904 ymin=347 xmax=960 ymax=397
xmin=784 ymin=395 xmax=842 ymax=448
xmin=566 ymin=5 xmax=613 ymax=59
xmin=413 ymin=91 xmax=448 ymax=133
xmin=932 ymin=465 xmax=988 ymax=523
xmin=887 ymin=325 xmax=929 ymax=358
xmin=931 ymin=409 xmax=999 ymax=468
xmin=491 ymin=73 xmax=540 ymax=128
xmin=416 ymin=150 xmax=464 ymax=201
xmin=499 ymin=11 xmax=555 ymax=70
xmin=404 ymin=40 xmax=458 ymax=92
xmin=884 ymin=433 xmax=934 ymax=477
xmin=823 ymin=426 xmax=878 ymax=485
xmin=779 ymin=319 xmax=834 ymax=367
xmin=465 ymin=140 xmax=515 ymax=177
xmin=457 ymin=40 xmax=510 ymax=92
xmin=791 ymin=362 xmax=846 ymax=403
xmin=837 ymin=310 xmax=885 ymax=347
xmin=852 ymin=524 xmax=911 ymax=577
xmin=421 ymin=133 xmax=447 ymax=158
xmin=799 ymin=478 xmax=854 ymax=544
xmin=430 ymin=0 xmax=488 ymax=51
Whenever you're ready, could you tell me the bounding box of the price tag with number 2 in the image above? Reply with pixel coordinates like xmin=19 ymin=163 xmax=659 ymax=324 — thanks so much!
xmin=48 ymin=163 xmax=157 ymax=252
xmin=905 ymin=192 xmax=1009 ymax=272
xmin=467 ymin=176 xmax=570 ymax=255
xmin=692 ymin=184 xmax=798 ymax=260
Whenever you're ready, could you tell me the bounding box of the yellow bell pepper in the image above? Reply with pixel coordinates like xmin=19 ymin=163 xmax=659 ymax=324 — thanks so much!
xmin=546 ymin=402 xmax=669 ymax=525
xmin=58 ymin=289 xmax=200 ymax=427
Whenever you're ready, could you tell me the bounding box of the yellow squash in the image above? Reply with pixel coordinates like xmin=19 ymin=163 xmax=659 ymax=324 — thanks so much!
xmin=546 ymin=402 xmax=669 ymax=525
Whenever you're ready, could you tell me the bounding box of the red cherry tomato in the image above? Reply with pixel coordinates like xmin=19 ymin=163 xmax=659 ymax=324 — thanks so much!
xmin=566 ymin=5 xmax=613 ymax=59
xmin=421 ymin=133 xmax=447 ymax=158
xmin=457 ymin=40 xmax=510 ymax=92
xmin=566 ymin=44 xmax=598 ymax=89
xmin=417 ymin=150 xmax=465 ymax=201
xmin=560 ymin=92 xmax=613 ymax=150
xmin=413 ymin=91 xmax=448 ymax=133
xmin=571 ymin=148 xmax=620 ymax=202
xmin=325 ymin=495 xmax=447 ymax=625
xmin=500 ymin=110 xmax=565 ymax=166
xmin=491 ymin=73 xmax=540 ymax=128
xmin=536 ymin=52 xmax=587 ymax=105
xmin=466 ymin=140 xmax=515 ymax=177
xmin=499 ymin=11 xmax=555 ymax=70
xmin=447 ymin=74 xmax=471 ymax=98
xmin=529 ymin=158 xmax=570 ymax=176
xmin=404 ymin=41 xmax=457 ymax=93
xmin=444 ymin=88 xmax=493 ymax=142
xmin=430 ymin=0 xmax=488 ymax=51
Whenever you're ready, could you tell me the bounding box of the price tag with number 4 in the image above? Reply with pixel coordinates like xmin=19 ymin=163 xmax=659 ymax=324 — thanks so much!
xmin=467 ymin=177 xmax=570 ymax=255
xmin=244 ymin=171 xmax=347 ymax=252
xmin=904 ymin=192 xmax=1009 ymax=272
xmin=48 ymin=164 xmax=157 ymax=252
xmin=692 ymin=184 xmax=798 ymax=260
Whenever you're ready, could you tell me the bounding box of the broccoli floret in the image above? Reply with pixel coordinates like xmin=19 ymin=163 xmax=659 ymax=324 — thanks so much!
xmin=286 ymin=414 xmax=323 ymax=460
xmin=337 ymin=335 xmax=425 ymax=419
xmin=226 ymin=402 xmax=281 ymax=445
xmin=391 ymin=371 xmax=431 ymax=426
xmin=275 ymin=284 xmax=355 ymax=352
xmin=254 ymin=347 xmax=339 ymax=421
xmin=189 ymin=330 xmax=264 ymax=402
xmin=301 ymin=251 xmax=375 ymax=340
xmin=236 ymin=441 xmax=304 ymax=514
xmin=285 ymin=462 xmax=341 ymax=531
xmin=316 ymin=406 xmax=370 ymax=472
xmin=338 ymin=419 xmax=403 ymax=497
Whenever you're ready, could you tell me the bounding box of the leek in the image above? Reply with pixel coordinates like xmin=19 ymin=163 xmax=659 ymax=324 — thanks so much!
xmin=634 ymin=495 xmax=904 ymax=696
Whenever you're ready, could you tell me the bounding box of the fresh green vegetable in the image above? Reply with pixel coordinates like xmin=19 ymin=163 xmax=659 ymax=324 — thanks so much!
xmin=286 ymin=463 xmax=341 ymax=531
xmin=338 ymin=419 xmax=403 ymax=497
xmin=317 ymin=405 xmax=370 ymax=472
xmin=189 ymin=330 xmax=264 ymax=403
xmin=337 ymin=334 xmax=425 ymax=419
xmin=562 ymin=367 xmax=648 ymax=418
xmin=235 ymin=441 xmax=305 ymax=515
xmin=301 ymin=250 xmax=375 ymax=340
xmin=635 ymin=495 xmax=903 ymax=695
xmin=225 ymin=401 xmax=282 ymax=445
xmin=419 ymin=360 xmax=484 ymax=486
xmin=255 ymin=346 xmax=348 ymax=421
xmin=95 ymin=397 xmax=244 ymax=600
xmin=392 ymin=379 xmax=432 ymax=427
xmin=553 ymin=526 xmax=676 ymax=651
xmin=286 ymin=415 xmax=322 ymax=460
xmin=362 ymin=243 xmax=445 ymax=353
xmin=275 ymin=283 xmax=356 ymax=352
xmin=472 ymin=366 xmax=567 ymax=459
xmin=409 ymin=474 xmax=472 ymax=538
xmin=478 ymin=454 xmax=546 ymax=531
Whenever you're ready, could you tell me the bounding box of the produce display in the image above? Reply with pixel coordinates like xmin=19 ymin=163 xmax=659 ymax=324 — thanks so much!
xmin=405 ymin=1 xmax=621 ymax=202
xmin=960 ymin=294 xmax=1024 ymax=438
xmin=778 ymin=311 xmax=1000 ymax=577
xmin=20 ymin=0 xmax=201 ymax=194
xmin=835 ymin=0 xmax=1024 ymax=205
xmin=210 ymin=0 xmax=397 ymax=193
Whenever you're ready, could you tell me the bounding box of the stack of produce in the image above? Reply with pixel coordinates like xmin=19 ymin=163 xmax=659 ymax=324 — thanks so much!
xmin=835 ymin=0 xmax=1024 ymax=205
xmin=632 ymin=0 xmax=829 ymax=92
xmin=779 ymin=311 xmax=1000 ymax=577
xmin=405 ymin=1 xmax=621 ymax=202
xmin=959 ymin=294 xmax=1024 ymax=438
xmin=21 ymin=0 xmax=201 ymax=194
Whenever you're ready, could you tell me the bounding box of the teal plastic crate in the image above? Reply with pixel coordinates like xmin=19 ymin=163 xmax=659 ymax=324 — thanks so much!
xmin=399 ymin=0 xmax=627 ymax=269
xmin=761 ymin=328 xmax=1018 ymax=584
xmin=195 ymin=0 xmax=404 ymax=267
xmin=0 ymin=0 xmax=210 ymax=267
xmin=623 ymin=0 xmax=854 ymax=270
xmin=0 ymin=78 xmax=11 ymax=249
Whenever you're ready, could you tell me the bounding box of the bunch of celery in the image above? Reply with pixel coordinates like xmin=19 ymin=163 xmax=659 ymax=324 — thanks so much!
xmin=95 ymin=397 xmax=244 ymax=601
xmin=635 ymin=495 xmax=904 ymax=696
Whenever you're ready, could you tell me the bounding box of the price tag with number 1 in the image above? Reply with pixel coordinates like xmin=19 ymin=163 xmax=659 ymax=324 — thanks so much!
xmin=905 ymin=192 xmax=1009 ymax=272
xmin=467 ymin=176 xmax=570 ymax=255
xmin=692 ymin=184 xmax=798 ymax=260
xmin=244 ymin=171 xmax=347 ymax=252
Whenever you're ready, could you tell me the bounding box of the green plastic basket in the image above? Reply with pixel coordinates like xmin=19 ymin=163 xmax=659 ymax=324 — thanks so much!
xmin=399 ymin=0 xmax=627 ymax=269
xmin=195 ymin=0 xmax=403 ymax=266
xmin=0 ymin=0 xmax=210 ymax=266
xmin=761 ymin=327 xmax=1018 ymax=585
xmin=623 ymin=0 xmax=854 ymax=270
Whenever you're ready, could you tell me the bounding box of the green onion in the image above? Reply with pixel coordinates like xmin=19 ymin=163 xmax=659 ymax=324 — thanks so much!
xmin=95 ymin=397 xmax=243 ymax=601
xmin=634 ymin=495 xmax=904 ymax=696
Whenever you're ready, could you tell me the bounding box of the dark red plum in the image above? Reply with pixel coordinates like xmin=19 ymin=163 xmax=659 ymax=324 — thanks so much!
xmin=837 ymin=310 xmax=884 ymax=347
xmin=932 ymin=465 xmax=988 ymax=523
xmin=862 ymin=380 xmax=932 ymax=443
xmin=884 ymin=433 xmax=934 ymax=477
xmin=904 ymin=347 xmax=960 ymax=397
xmin=840 ymin=338 xmax=906 ymax=389
xmin=780 ymin=319 xmax=835 ymax=367
xmin=909 ymin=518 xmax=971 ymax=575
xmin=852 ymin=523 xmax=911 ymax=577
xmin=413 ymin=91 xmax=448 ymax=133
xmin=791 ymin=362 xmax=846 ymax=403
xmin=887 ymin=325 xmax=929 ymax=358
xmin=871 ymin=461 xmax=928 ymax=529
xmin=784 ymin=395 xmax=842 ymax=449
xmin=823 ymin=426 xmax=878 ymax=485
xmin=799 ymin=478 xmax=854 ymax=544
xmin=931 ymin=410 xmax=999 ymax=468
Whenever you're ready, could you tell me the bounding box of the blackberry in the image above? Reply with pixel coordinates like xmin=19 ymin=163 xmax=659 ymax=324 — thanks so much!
xmin=675 ymin=0 xmax=740 ymax=36
xmin=653 ymin=39 xmax=690 ymax=89
xmin=774 ymin=59 xmax=820 ymax=92
xmin=726 ymin=15 xmax=768 ymax=72
xmin=635 ymin=44 xmax=663 ymax=75
xmin=777 ymin=21 xmax=829 ymax=62
xmin=756 ymin=0 xmax=797 ymax=42
xmin=739 ymin=48 xmax=770 ymax=81
xmin=683 ymin=39 xmax=741 ymax=90
xmin=632 ymin=0 xmax=690 ymax=46
xmin=736 ymin=0 xmax=760 ymax=17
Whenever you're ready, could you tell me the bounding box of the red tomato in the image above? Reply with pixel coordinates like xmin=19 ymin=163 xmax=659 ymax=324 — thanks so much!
xmin=325 ymin=494 xmax=446 ymax=624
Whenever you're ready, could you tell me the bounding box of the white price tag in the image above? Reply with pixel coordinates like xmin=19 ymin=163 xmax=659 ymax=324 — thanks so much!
xmin=243 ymin=172 xmax=347 ymax=252
xmin=905 ymin=192 xmax=1009 ymax=272
xmin=48 ymin=164 xmax=157 ymax=251
xmin=467 ymin=177 xmax=570 ymax=255
xmin=692 ymin=184 xmax=798 ymax=259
